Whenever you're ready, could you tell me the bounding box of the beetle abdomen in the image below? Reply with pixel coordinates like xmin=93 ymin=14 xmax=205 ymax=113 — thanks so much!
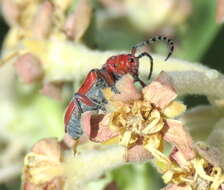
xmin=65 ymin=97 xmax=99 ymax=139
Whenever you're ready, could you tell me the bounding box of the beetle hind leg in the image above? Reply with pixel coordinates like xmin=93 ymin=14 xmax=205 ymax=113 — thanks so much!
xmin=67 ymin=113 xmax=83 ymax=139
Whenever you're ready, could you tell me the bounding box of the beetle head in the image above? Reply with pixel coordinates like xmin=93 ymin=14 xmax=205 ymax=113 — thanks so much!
xmin=103 ymin=36 xmax=174 ymax=87
xmin=103 ymin=54 xmax=141 ymax=81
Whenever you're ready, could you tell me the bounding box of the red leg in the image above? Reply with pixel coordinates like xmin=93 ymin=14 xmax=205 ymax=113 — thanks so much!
xmin=74 ymin=92 xmax=107 ymax=113
xmin=64 ymin=93 xmax=95 ymax=128
xmin=73 ymin=93 xmax=95 ymax=115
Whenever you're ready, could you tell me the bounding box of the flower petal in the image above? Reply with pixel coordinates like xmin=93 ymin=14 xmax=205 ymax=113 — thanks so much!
xmin=23 ymin=138 xmax=64 ymax=188
xmin=125 ymin=144 xmax=153 ymax=162
xmin=163 ymin=101 xmax=186 ymax=118
xmin=31 ymin=138 xmax=62 ymax=162
xmin=32 ymin=1 xmax=54 ymax=39
xmin=169 ymin=147 xmax=190 ymax=169
xmin=64 ymin=0 xmax=92 ymax=41
xmin=195 ymin=142 xmax=223 ymax=168
xmin=143 ymin=71 xmax=177 ymax=109
xmin=111 ymin=74 xmax=141 ymax=102
xmin=142 ymin=109 xmax=164 ymax=134
xmin=164 ymin=119 xmax=195 ymax=160
xmin=81 ymin=112 xmax=119 ymax=143
xmin=119 ymin=131 xmax=132 ymax=147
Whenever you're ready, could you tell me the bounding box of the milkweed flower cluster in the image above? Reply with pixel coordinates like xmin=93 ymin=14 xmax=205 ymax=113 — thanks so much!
xmin=22 ymin=72 xmax=224 ymax=190
xmin=23 ymin=138 xmax=65 ymax=190
xmin=82 ymin=72 xmax=187 ymax=159
xmin=22 ymin=137 xmax=127 ymax=190
xmin=81 ymin=72 xmax=224 ymax=190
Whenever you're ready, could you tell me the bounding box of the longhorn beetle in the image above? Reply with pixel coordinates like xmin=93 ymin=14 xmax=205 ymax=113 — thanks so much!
xmin=64 ymin=36 xmax=174 ymax=140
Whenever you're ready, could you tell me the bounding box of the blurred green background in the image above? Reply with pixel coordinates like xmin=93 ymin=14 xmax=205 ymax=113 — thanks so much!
xmin=0 ymin=0 xmax=223 ymax=189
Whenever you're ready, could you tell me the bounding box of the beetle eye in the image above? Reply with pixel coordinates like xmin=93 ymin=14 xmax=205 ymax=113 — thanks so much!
xmin=128 ymin=58 xmax=135 ymax=62
xmin=114 ymin=63 xmax=119 ymax=67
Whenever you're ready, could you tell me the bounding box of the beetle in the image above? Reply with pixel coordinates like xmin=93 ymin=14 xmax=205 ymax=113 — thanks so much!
xmin=64 ymin=36 xmax=174 ymax=140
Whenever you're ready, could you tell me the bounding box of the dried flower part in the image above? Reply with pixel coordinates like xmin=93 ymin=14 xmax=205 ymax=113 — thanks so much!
xmin=110 ymin=101 xmax=159 ymax=132
xmin=109 ymin=74 xmax=141 ymax=102
xmin=195 ymin=142 xmax=223 ymax=169
xmin=161 ymin=146 xmax=224 ymax=190
xmin=169 ymin=147 xmax=190 ymax=170
xmin=82 ymin=72 xmax=187 ymax=164
xmin=125 ymin=143 xmax=153 ymax=162
xmin=143 ymin=71 xmax=177 ymax=109
xmin=101 ymin=73 xmax=185 ymax=150
xmin=31 ymin=138 xmax=62 ymax=162
xmin=81 ymin=72 xmax=224 ymax=189
xmin=164 ymin=119 xmax=195 ymax=160
xmin=80 ymin=72 xmax=224 ymax=189
xmin=23 ymin=138 xmax=65 ymax=189
xmin=15 ymin=53 xmax=44 ymax=83
xmin=62 ymin=133 xmax=78 ymax=149
xmin=146 ymin=145 xmax=172 ymax=173
xmin=32 ymin=1 xmax=54 ymax=39
xmin=164 ymin=101 xmax=186 ymax=118
xmin=103 ymin=100 xmax=166 ymax=148
xmin=192 ymin=158 xmax=224 ymax=190
xmin=82 ymin=111 xmax=119 ymax=143
xmin=64 ymin=0 xmax=92 ymax=41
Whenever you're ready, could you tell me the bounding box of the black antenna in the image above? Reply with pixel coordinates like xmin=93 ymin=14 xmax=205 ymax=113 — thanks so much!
xmin=137 ymin=52 xmax=153 ymax=80
xmin=131 ymin=36 xmax=174 ymax=80
xmin=131 ymin=36 xmax=174 ymax=61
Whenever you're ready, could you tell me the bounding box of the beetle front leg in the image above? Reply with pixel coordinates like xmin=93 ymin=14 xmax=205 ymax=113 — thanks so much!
xmin=94 ymin=69 xmax=120 ymax=94
xmin=110 ymin=84 xmax=120 ymax=94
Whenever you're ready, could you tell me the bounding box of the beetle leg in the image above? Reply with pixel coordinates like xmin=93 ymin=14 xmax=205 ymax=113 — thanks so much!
xmin=94 ymin=69 xmax=120 ymax=94
xmin=75 ymin=92 xmax=106 ymax=112
xmin=135 ymin=78 xmax=146 ymax=87
xmin=111 ymin=84 xmax=120 ymax=94
xmin=73 ymin=94 xmax=83 ymax=117
xmin=72 ymin=139 xmax=79 ymax=155
xmin=73 ymin=93 xmax=97 ymax=117
xmin=91 ymin=98 xmax=107 ymax=112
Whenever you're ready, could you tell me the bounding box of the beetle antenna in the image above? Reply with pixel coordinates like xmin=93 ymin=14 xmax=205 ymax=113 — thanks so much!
xmin=131 ymin=36 xmax=174 ymax=61
xmin=137 ymin=52 xmax=153 ymax=80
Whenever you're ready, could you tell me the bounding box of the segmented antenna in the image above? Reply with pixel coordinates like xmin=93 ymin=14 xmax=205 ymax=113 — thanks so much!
xmin=131 ymin=36 xmax=174 ymax=61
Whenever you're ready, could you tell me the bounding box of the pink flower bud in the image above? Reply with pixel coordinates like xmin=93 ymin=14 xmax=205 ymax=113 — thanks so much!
xmin=32 ymin=1 xmax=54 ymax=39
xmin=64 ymin=0 xmax=92 ymax=41
xmin=15 ymin=53 xmax=44 ymax=83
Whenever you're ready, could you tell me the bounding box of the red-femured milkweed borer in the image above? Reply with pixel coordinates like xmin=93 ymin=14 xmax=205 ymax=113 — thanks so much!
xmin=64 ymin=36 xmax=174 ymax=140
